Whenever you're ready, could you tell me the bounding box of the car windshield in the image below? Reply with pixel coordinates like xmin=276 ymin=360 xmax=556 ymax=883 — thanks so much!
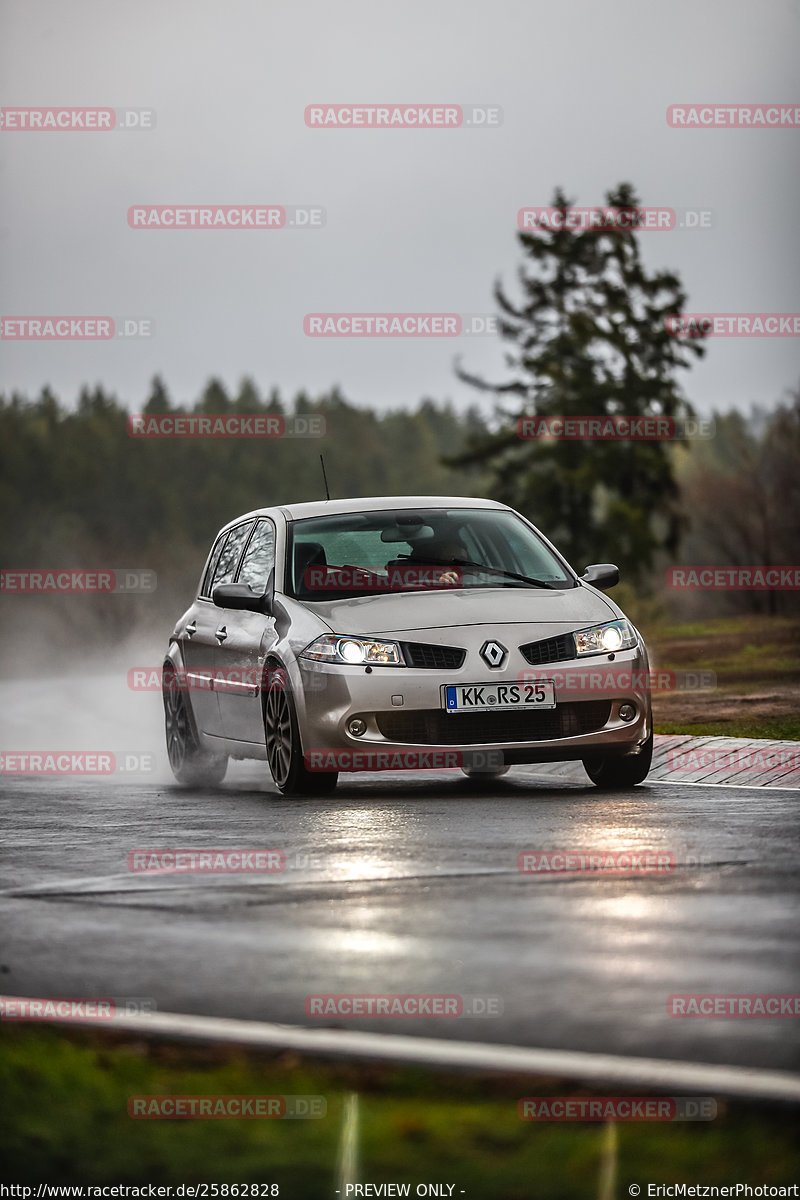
xmin=285 ymin=507 xmax=574 ymax=599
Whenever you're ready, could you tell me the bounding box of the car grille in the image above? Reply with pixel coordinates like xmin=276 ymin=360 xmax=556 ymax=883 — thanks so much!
xmin=375 ymin=701 xmax=611 ymax=745
xmin=519 ymin=633 xmax=575 ymax=665
xmin=400 ymin=642 xmax=466 ymax=670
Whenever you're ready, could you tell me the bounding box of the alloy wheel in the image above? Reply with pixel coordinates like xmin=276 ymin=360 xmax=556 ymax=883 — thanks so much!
xmin=265 ymin=681 xmax=293 ymax=787
xmin=164 ymin=671 xmax=190 ymax=773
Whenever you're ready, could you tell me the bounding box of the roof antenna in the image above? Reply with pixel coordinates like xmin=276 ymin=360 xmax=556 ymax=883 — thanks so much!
xmin=319 ymin=454 xmax=331 ymax=501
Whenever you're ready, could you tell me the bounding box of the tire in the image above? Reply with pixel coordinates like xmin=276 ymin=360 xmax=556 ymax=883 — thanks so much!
xmin=582 ymin=732 xmax=653 ymax=790
xmin=264 ymin=660 xmax=338 ymax=796
xmin=460 ymin=765 xmax=510 ymax=779
xmin=162 ymin=663 xmax=228 ymax=786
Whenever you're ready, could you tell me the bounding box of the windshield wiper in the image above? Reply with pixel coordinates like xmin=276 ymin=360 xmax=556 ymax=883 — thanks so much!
xmin=408 ymin=558 xmax=556 ymax=589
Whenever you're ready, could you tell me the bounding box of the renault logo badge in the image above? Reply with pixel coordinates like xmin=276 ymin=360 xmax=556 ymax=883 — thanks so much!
xmin=480 ymin=640 xmax=507 ymax=669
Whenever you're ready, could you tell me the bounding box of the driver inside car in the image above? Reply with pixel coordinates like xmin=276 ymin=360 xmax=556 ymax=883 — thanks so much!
xmin=390 ymin=536 xmax=468 ymax=587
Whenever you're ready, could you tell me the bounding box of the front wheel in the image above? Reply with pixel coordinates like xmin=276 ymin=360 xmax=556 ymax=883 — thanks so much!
xmin=460 ymin=765 xmax=510 ymax=779
xmin=582 ymin=732 xmax=653 ymax=790
xmin=264 ymin=661 xmax=338 ymax=796
xmin=162 ymin=664 xmax=228 ymax=786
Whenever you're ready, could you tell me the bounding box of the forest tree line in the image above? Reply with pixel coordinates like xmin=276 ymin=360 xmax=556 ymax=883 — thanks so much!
xmin=0 ymin=376 xmax=797 ymax=655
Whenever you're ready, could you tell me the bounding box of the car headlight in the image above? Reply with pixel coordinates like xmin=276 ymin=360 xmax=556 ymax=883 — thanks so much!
xmin=574 ymin=619 xmax=638 ymax=656
xmin=300 ymin=635 xmax=405 ymax=666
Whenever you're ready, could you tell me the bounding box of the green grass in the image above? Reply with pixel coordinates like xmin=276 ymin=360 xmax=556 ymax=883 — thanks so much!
xmin=646 ymin=616 xmax=758 ymax=640
xmin=655 ymin=716 xmax=800 ymax=741
xmin=646 ymin=614 xmax=800 ymax=739
xmin=1 ymin=1027 xmax=799 ymax=1196
xmin=723 ymin=672 xmax=799 ymax=690
xmin=653 ymin=653 xmax=797 ymax=675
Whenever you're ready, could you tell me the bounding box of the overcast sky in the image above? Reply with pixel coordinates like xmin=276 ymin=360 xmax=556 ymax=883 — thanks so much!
xmin=1 ymin=0 xmax=799 ymax=418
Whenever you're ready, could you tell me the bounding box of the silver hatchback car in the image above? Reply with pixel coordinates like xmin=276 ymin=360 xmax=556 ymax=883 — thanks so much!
xmin=163 ymin=495 xmax=653 ymax=794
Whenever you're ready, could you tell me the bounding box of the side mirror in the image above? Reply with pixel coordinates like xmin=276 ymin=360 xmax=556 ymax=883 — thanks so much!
xmin=580 ymin=563 xmax=620 ymax=591
xmin=212 ymin=582 xmax=272 ymax=613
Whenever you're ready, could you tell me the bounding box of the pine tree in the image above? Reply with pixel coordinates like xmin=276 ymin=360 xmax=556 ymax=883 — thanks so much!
xmin=448 ymin=182 xmax=707 ymax=580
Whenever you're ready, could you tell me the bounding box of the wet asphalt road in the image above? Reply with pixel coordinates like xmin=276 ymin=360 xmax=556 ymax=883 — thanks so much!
xmin=2 ymin=760 xmax=799 ymax=1072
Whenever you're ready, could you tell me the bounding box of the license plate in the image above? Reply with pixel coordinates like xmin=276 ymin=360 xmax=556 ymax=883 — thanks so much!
xmin=443 ymin=681 xmax=556 ymax=712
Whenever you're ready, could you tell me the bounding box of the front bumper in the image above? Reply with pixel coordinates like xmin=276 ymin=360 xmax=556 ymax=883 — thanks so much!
xmin=293 ymin=644 xmax=652 ymax=771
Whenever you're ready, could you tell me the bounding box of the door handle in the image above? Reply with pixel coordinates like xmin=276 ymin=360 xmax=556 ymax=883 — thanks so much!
xmin=215 ymin=626 xmax=228 ymax=643
xmin=184 ymin=621 xmax=197 ymax=638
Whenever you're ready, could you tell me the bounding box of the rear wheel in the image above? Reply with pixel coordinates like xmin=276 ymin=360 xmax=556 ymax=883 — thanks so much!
xmin=582 ymin=732 xmax=653 ymax=790
xmin=264 ymin=660 xmax=338 ymax=796
xmin=162 ymin=663 xmax=228 ymax=786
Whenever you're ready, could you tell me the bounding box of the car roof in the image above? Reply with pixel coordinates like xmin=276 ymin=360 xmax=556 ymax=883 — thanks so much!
xmin=279 ymin=495 xmax=510 ymax=520
xmin=221 ymin=495 xmax=510 ymax=530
